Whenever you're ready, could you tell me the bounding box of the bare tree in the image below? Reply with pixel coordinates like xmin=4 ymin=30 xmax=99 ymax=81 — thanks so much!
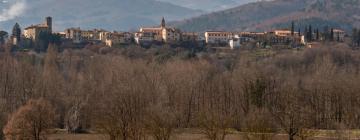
xmin=243 ymin=109 xmax=275 ymax=140
xmin=268 ymin=79 xmax=312 ymax=140
xmin=197 ymin=110 xmax=232 ymax=140
xmin=3 ymin=98 xmax=56 ymax=140
xmin=144 ymin=104 xmax=178 ymax=140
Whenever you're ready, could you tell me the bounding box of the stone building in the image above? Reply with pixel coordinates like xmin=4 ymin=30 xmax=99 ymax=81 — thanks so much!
xmin=162 ymin=28 xmax=181 ymax=43
xmin=65 ymin=27 xmax=82 ymax=43
xmin=24 ymin=17 xmax=52 ymax=41
xmin=105 ymin=32 xmax=133 ymax=47
xmin=139 ymin=17 xmax=183 ymax=43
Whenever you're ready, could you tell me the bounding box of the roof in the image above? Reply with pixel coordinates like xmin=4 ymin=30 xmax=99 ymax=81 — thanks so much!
xmin=25 ymin=24 xmax=49 ymax=30
xmin=273 ymin=29 xmax=292 ymax=33
xmin=140 ymin=27 xmax=162 ymax=30
xmin=333 ymin=29 xmax=345 ymax=33
xmin=240 ymin=32 xmax=266 ymax=35
xmin=182 ymin=32 xmax=199 ymax=35
xmin=205 ymin=31 xmax=231 ymax=33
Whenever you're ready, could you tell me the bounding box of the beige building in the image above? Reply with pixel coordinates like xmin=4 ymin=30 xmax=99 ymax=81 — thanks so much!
xmin=239 ymin=32 xmax=266 ymax=40
xmin=81 ymin=30 xmax=95 ymax=40
xmin=140 ymin=27 xmax=163 ymax=42
xmin=135 ymin=32 xmax=155 ymax=45
xmin=105 ymin=32 xmax=133 ymax=47
xmin=139 ymin=17 xmax=183 ymax=43
xmin=65 ymin=28 xmax=82 ymax=43
xmin=205 ymin=31 xmax=232 ymax=44
xmin=99 ymin=31 xmax=111 ymax=42
xmin=162 ymin=28 xmax=181 ymax=43
xmin=24 ymin=17 xmax=52 ymax=41
xmin=334 ymin=29 xmax=346 ymax=42
xmin=272 ymin=29 xmax=299 ymax=37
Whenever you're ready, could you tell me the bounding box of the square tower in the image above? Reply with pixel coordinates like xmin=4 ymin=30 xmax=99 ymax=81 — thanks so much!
xmin=45 ymin=17 xmax=52 ymax=33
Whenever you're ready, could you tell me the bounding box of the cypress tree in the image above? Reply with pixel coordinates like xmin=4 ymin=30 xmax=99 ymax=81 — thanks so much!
xmin=291 ymin=21 xmax=295 ymax=36
xmin=357 ymin=30 xmax=360 ymax=46
xmin=0 ymin=31 xmax=8 ymax=45
xmin=308 ymin=25 xmax=313 ymax=42
xmin=323 ymin=26 xmax=329 ymax=41
xmin=12 ymin=23 xmax=21 ymax=41
xmin=304 ymin=26 xmax=308 ymax=41
xmin=330 ymin=28 xmax=334 ymax=41
xmin=352 ymin=28 xmax=358 ymax=46
xmin=316 ymin=29 xmax=320 ymax=41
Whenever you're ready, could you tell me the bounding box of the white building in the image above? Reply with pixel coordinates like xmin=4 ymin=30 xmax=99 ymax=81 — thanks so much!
xmin=229 ymin=35 xmax=241 ymax=49
xmin=135 ymin=32 xmax=154 ymax=45
xmin=333 ymin=29 xmax=346 ymax=42
xmin=205 ymin=31 xmax=232 ymax=44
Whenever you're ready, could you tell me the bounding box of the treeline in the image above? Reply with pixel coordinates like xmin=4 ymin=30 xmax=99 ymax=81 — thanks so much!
xmin=1 ymin=45 xmax=360 ymax=140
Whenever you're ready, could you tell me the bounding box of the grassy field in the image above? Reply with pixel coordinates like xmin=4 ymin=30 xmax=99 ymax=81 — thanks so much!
xmin=48 ymin=129 xmax=360 ymax=140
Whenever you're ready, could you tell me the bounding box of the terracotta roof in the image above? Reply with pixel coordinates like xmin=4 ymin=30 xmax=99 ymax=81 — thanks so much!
xmin=25 ymin=24 xmax=49 ymax=30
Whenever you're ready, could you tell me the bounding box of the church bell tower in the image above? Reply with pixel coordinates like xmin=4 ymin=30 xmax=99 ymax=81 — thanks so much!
xmin=161 ymin=17 xmax=166 ymax=28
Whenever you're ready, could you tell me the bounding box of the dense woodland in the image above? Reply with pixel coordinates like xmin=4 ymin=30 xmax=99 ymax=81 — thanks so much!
xmin=1 ymin=44 xmax=360 ymax=140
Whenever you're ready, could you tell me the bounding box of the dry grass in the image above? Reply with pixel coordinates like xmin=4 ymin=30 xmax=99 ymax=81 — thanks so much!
xmin=48 ymin=129 xmax=360 ymax=140
xmin=49 ymin=133 xmax=107 ymax=140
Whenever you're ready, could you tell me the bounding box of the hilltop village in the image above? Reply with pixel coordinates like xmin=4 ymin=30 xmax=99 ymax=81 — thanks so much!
xmin=0 ymin=17 xmax=349 ymax=52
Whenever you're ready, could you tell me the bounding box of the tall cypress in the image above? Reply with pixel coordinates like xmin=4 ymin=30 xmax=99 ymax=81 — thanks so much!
xmin=304 ymin=26 xmax=308 ymax=41
xmin=330 ymin=28 xmax=334 ymax=41
xmin=316 ymin=29 xmax=320 ymax=41
xmin=357 ymin=30 xmax=360 ymax=46
xmin=352 ymin=28 xmax=358 ymax=46
xmin=12 ymin=23 xmax=21 ymax=41
xmin=291 ymin=21 xmax=295 ymax=36
xmin=308 ymin=25 xmax=313 ymax=42
xmin=323 ymin=26 xmax=329 ymax=41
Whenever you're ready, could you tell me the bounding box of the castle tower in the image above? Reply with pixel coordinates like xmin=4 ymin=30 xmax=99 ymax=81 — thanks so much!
xmin=161 ymin=17 xmax=166 ymax=28
xmin=45 ymin=16 xmax=52 ymax=33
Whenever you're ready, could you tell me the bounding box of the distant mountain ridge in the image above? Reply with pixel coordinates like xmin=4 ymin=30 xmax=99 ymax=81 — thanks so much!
xmin=0 ymin=0 xmax=202 ymax=32
xmin=172 ymin=0 xmax=360 ymax=32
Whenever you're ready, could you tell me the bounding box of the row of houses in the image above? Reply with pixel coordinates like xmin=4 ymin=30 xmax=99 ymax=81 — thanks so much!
xmin=18 ymin=17 xmax=347 ymax=49
xmin=62 ymin=18 xmax=203 ymax=47
xmin=206 ymin=29 xmax=346 ymax=49
xmin=205 ymin=30 xmax=306 ymax=49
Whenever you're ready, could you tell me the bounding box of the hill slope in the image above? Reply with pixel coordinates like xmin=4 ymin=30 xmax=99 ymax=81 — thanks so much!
xmin=0 ymin=0 xmax=202 ymax=31
xmin=155 ymin=0 xmax=254 ymax=11
xmin=172 ymin=0 xmax=360 ymax=32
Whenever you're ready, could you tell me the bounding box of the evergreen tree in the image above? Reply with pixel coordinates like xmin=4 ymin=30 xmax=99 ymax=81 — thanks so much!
xmin=304 ymin=26 xmax=308 ymax=41
xmin=291 ymin=21 xmax=295 ymax=36
xmin=357 ymin=30 xmax=360 ymax=46
xmin=0 ymin=31 xmax=8 ymax=45
xmin=308 ymin=25 xmax=313 ymax=42
xmin=353 ymin=28 xmax=359 ymax=46
xmin=323 ymin=26 xmax=330 ymax=41
xmin=12 ymin=23 xmax=21 ymax=41
xmin=316 ymin=29 xmax=320 ymax=41
xmin=330 ymin=28 xmax=334 ymax=41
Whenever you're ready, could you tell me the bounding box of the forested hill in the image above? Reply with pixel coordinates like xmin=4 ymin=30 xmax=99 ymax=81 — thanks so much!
xmin=172 ymin=0 xmax=360 ymax=32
